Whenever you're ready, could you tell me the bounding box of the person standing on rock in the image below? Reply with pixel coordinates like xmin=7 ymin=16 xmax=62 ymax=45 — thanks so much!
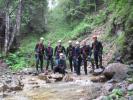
xmin=45 ymin=42 xmax=54 ymax=71
xmin=81 ymin=41 xmax=91 ymax=75
xmin=66 ymin=41 xmax=75 ymax=72
xmin=73 ymin=41 xmax=82 ymax=75
xmin=91 ymin=35 xmax=103 ymax=69
xmin=54 ymin=40 xmax=66 ymax=65
xmin=54 ymin=53 xmax=66 ymax=75
xmin=35 ymin=37 xmax=45 ymax=73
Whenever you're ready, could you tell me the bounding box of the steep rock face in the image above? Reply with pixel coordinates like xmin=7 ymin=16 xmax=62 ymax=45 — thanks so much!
xmin=103 ymin=1 xmax=133 ymax=64
xmin=123 ymin=14 xmax=133 ymax=64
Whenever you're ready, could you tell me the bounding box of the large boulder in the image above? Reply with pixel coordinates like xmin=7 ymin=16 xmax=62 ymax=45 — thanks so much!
xmin=128 ymin=84 xmax=133 ymax=91
xmin=103 ymin=63 xmax=128 ymax=81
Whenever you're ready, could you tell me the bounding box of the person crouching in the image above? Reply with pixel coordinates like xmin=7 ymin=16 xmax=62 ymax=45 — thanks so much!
xmin=54 ymin=53 xmax=66 ymax=75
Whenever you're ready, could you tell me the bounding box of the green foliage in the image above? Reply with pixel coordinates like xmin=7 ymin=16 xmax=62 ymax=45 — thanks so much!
xmin=103 ymin=88 xmax=124 ymax=100
xmin=115 ymin=32 xmax=125 ymax=48
xmin=127 ymin=91 xmax=133 ymax=96
xmin=4 ymin=0 xmax=132 ymax=70
xmin=58 ymin=0 xmax=98 ymax=22
xmin=127 ymin=77 xmax=133 ymax=83
xmin=5 ymin=52 xmax=27 ymax=71
xmin=21 ymin=0 xmax=48 ymax=33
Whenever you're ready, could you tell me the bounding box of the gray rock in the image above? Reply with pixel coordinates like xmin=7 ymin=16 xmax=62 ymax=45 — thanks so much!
xmin=129 ymin=64 xmax=133 ymax=69
xmin=103 ymin=63 xmax=128 ymax=81
xmin=128 ymin=84 xmax=133 ymax=91
xmin=0 ymin=83 xmax=9 ymax=92
xmin=107 ymin=79 xmax=118 ymax=83
xmin=50 ymin=73 xmax=63 ymax=81
xmin=103 ymin=83 xmax=114 ymax=92
xmin=117 ymin=81 xmax=128 ymax=93
xmin=93 ymin=68 xmax=104 ymax=76
xmin=90 ymin=75 xmax=107 ymax=83
xmin=62 ymin=74 xmax=73 ymax=82
xmin=94 ymin=96 xmax=107 ymax=100
xmin=79 ymin=97 xmax=88 ymax=100
xmin=20 ymin=68 xmax=36 ymax=75
xmin=128 ymin=96 xmax=133 ymax=100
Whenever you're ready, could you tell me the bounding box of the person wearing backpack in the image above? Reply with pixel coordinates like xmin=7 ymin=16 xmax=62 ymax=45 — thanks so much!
xmin=54 ymin=53 xmax=66 ymax=75
xmin=35 ymin=37 xmax=45 ymax=73
xmin=54 ymin=40 xmax=66 ymax=65
xmin=66 ymin=41 xmax=75 ymax=72
xmin=81 ymin=41 xmax=91 ymax=75
xmin=73 ymin=41 xmax=82 ymax=75
xmin=91 ymin=35 xmax=103 ymax=69
xmin=45 ymin=42 xmax=53 ymax=71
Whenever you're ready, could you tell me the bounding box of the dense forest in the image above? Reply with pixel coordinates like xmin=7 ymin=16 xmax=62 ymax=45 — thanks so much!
xmin=0 ymin=0 xmax=133 ymax=99
xmin=0 ymin=0 xmax=132 ymax=70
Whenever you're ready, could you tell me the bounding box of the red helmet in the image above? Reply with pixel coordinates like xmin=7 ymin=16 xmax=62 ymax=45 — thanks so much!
xmin=93 ymin=35 xmax=97 ymax=39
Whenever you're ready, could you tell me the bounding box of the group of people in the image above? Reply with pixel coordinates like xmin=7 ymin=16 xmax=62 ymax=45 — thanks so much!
xmin=35 ymin=35 xmax=103 ymax=75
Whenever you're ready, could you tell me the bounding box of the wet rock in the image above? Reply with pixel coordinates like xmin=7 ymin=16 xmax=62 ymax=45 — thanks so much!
xmin=107 ymin=79 xmax=118 ymax=83
xmin=0 ymin=61 xmax=8 ymax=68
xmin=62 ymin=74 xmax=74 ymax=82
xmin=128 ymin=96 xmax=133 ymax=100
xmin=129 ymin=64 xmax=133 ymax=69
xmin=93 ymin=68 xmax=104 ymax=76
xmin=94 ymin=96 xmax=107 ymax=100
xmin=28 ymin=81 xmax=38 ymax=85
xmin=9 ymin=85 xmax=23 ymax=91
xmin=0 ymin=83 xmax=8 ymax=92
xmin=32 ymin=85 xmax=40 ymax=89
xmin=8 ymin=79 xmax=24 ymax=91
xmin=127 ymin=67 xmax=133 ymax=75
xmin=102 ymin=83 xmax=114 ymax=92
xmin=79 ymin=97 xmax=88 ymax=100
xmin=50 ymin=73 xmax=63 ymax=81
xmin=85 ymin=84 xmax=101 ymax=100
xmin=38 ymin=73 xmax=49 ymax=80
xmin=128 ymin=84 xmax=133 ymax=91
xmin=20 ymin=68 xmax=36 ymax=75
xmin=103 ymin=63 xmax=128 ymax=81
xmin=90 ymin=75 xmax=107 ymax=82
xmin=46 ymin=78 xmax=56 ymax=83
xmin=117 ymin=81 xmax=128 ymax=93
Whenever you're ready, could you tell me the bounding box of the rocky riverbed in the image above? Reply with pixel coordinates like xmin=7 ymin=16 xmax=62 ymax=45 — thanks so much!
xmin=0 ymin=62 xmax=133 ymax=100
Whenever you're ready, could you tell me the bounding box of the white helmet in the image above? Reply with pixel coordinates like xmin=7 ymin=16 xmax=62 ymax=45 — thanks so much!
xmin=40 ymin=37 xmax=44 ymax=41
xmin=58 ymin=40 xmax=62 ymax=43
xmin=75 ymin=41 xmax=79 ymax=45
xmin=59 ymin=53 xmax=64 ymax=56
xmin=68 ymin=40 xmax=72 ymax=43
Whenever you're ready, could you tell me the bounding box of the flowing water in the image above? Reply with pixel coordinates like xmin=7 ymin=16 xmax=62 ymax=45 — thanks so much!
xmin=2 ymin=73 xmax=102 ymax=100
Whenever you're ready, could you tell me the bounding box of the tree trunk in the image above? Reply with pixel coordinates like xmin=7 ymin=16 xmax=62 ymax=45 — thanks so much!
xmin=7 ymin=0 xmax=23 ymax=51
xmin=4 ymin=0 xmax=10 ymax=54
xmin=4 ymin=12 xmax=10 ymax=54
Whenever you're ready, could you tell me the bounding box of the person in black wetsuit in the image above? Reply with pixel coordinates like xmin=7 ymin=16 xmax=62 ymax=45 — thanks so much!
xmin=66 ymin=41 xmax=75 ymax=72
xmin=91 ymin=35 xmax=103 ymax=69
xmin=35 ymin=37 xmax=45 ymax=73
xmin=54 ymin=40 xmax=66 ymax=65
xmin=81 ymin=41 xmax=91 ymax=75
xmin=73 ymin=41 xmax=82 ymax=75
xmin=54 ymin=53 xmax=66 ymax=75
xmin=45 ymin=42 xmax=53 ymax=71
